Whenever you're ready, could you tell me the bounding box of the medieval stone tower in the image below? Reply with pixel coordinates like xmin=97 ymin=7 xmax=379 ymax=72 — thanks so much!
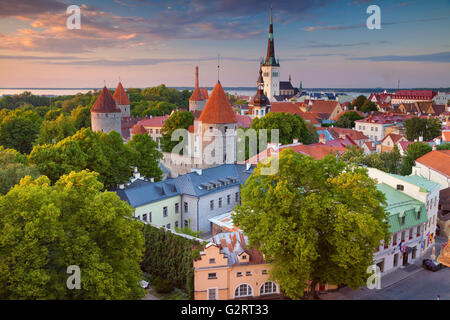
xmin=91 ymin=86 xmax=122 ymax=135
xmin=189 ymin=66 xmax=208 ymax=112
xmin=113 ymin=82 xmax=131 ymax=117
xmin=261 ymin=7 xmax=280 ymax=102
xmin=194 ymin=81 xmax=237 ymax=165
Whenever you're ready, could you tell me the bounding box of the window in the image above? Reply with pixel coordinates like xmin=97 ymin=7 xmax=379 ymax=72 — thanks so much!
xmin=175 ymin=221 xmax=178 ymax=228
xmin=396 ymin=184 xmax=404 ymax=191
xmin=175 ymin=203 xmax=179 ymax=214
xmin=209 ymin=258 xmax=216 ymax=264
xmin=246 ymin=271 xmax=252 ymax=276
xmin=260 ymin=282 xmax=277 ymax=295
xmin=236 ymin=272 xmax=243 ymax=277
xmin=163 ymin=206 xmax=168 ymax=217
xmin=394 ymin=253 xmax=398 ymax=267
xmin=208 ymin=273 xmax=217 ymax=279
xmin=234 ymin=284 xmax=252 ymax=298
xmin=235 ymin=192 xmax=239 ymax=202
xmin=142 ymin=214 xmax=147 ymax=222
xmin=166 ymin=223 xmax=171 ymax=229
xmin=401 ymin=216 xmax=406 ymax=225
xmin=401 ymin=231 xmax=405 ymax=241
xmin=207 ymin=288 xmax=217 ymax=300
xmin=262 ymin=270 xmax=268 ymax=275
xmin=149 ymin=129 xmax=153 ymax=134
xmin=209 ymin=127 xmax=213 ymax=133
xmin=241 ymin=255 xmax=247 ymax=260
xmin=227 ymin=194 xmax=231 ymax=205
xmin=184 ymin=219 xmax=188 ymax=228
xmin=184 ymin=202 xmax=188 ymax=212
xmin=218 ymin=198 xmax=222 ymax=208
xmin=210 ymin=200 xmax=214 ymax=210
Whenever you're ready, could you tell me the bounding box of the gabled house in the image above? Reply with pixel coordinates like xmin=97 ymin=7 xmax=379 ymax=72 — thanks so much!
xmin=378 ymin=133 xmax=407 ymax=153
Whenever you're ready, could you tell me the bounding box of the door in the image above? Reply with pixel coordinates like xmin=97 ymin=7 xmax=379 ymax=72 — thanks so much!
xmin=402 ymin=253 xmax=409 ymax=266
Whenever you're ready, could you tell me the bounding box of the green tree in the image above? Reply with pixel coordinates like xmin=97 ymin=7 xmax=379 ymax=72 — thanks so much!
xmin=127 ymin=133 xmax=163 ymax=181
xmin=71 ymin=105 xmax=91 ymax=129
xmin=251 ymin=112 xmax=318 ymax=146
xmin=400 ymin=142 xmax=432 ymax=175
xmin=233 ymin=149 xmax=390 ymax=299
xmin=436 ymin=142 xmax=450 ymax=150
xmin=335 ymin=111 xmax=364 ymax=129
xmin=29 ymin=128 xmax=134 ymax=189
xmin=0 ymin=108 xmax=42 ymax=154
xmin=0 ymin=146 xmax=40 ymax=194
xmin=352 ymin=95 xmax=367 ymax=109
xmin=0 ymin=170 xmax=145 ymax=299
xmin=359 ymin=100 xmax=378 ymax=113
xmin=160 ymin=110 xmax=194 ymax=153
xmin=404 ymin=117 xmax=441 ymax=142
xmin=36 ymin=114 xmax=77 ymax=145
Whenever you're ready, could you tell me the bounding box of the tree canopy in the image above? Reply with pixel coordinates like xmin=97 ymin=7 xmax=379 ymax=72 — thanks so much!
xmin=0 ymin=146 xmax=41 ymax=194
xmin=160 ymin=110 xmax=194 ymax=153
xmin=250 ymin=112 xmax=318 ymax=146
xmin=399 ymin=142 xmax=432 ymax=175
xmin=0 ymin=170 xmax=145 ymax=299
xmin=335 ymin=111 xmax=364 ymax=129
xmin=127 ymin=133 xmax=163 ymax=181
xmin=233 ymin=149 xmax=390 ymax=299
xmin=404 ymin=117 xmax=442 ymax=142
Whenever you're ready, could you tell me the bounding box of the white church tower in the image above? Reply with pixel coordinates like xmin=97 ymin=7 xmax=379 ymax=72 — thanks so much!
xmin=261 ymin=7 xmax=280 ymax=102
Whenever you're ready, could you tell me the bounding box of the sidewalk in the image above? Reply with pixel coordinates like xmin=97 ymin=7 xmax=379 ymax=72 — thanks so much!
xmin=321 ymin=235 xmax=447 ymax=300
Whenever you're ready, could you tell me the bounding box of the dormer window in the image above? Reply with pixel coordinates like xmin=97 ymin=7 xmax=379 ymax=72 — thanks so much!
xmin=209 ymin=258 xmax=216 ymax=264
xmin=396 ymin=184 xmax=404 ymax=191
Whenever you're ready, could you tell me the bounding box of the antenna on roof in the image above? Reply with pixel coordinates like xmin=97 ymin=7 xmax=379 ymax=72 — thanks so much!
xmin=217 ymin=54 xmax=220 ymax=81
xmin=104 ymin=80 xmax=106 ymax=87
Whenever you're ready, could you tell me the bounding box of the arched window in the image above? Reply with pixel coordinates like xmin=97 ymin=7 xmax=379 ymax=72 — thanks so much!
xmin=234 ymin=284 xmax=253 ymax=298
xmin=260 ymin=282 xmax=277 ymax=295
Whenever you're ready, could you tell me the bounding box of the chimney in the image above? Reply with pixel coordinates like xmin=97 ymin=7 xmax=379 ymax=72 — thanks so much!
xmin=419 ymin=136 xmax=423 ymax=142
xmin=293 ymin=138 xmax=298 ymax=144
xmin=119 ymin=184 xmax=125 ymax=190
xmin=191 ymin=168 xmax=202 ymax=175
xmin=195 ymin=66 xmax=199 ymax=89
xmin=150 ymin=177 xmax=155 ymax=182
xmin=246 ymin=163 xmax=252 ymax=171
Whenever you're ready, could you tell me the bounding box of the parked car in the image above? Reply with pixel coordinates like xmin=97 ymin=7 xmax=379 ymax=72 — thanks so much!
xmin=422 ymin=259 xmax=443 ymax=272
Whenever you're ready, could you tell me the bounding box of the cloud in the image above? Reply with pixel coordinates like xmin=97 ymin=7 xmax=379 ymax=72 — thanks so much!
xmin=0 ymin=0 xmax=67 ymax=18
xmin=347 ymin=51 xmax=450 ymax=63
xmin=303 ymin=16 xmax=449 ymax=32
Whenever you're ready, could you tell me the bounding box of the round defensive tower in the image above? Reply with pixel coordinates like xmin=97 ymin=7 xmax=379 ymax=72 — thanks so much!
xmin=91 ymin=86 xmax=122 ymax=136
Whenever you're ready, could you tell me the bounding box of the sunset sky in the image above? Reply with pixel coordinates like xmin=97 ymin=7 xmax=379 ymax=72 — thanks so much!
xmin=0 ymin=0 xmax=449 ymax=89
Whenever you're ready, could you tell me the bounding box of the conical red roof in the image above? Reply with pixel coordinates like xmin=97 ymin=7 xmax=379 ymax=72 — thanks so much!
xmin=198 ymin=81 xmax=237 ymax=124
xmin=190 ymin=86 xmax=203 ymax=101
xmin=113 ymin=82 xmax=130 ymax=105
xmin=91 ymin=86 xmax=121 ymax=113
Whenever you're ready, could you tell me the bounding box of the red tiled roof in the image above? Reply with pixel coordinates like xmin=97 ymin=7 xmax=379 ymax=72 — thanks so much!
xmin=235 ymin=114 xmax=252 ymax=128
xmin=270 ymin=102 xmax=304 ymax=115
xmin=393 ymin=90 xmax=437 ymax=99
xmin=91 ymin=86 xmax=121 ymax=113
xmin=247 ymin=143 xmax=346 ymax=164
xmin=112 ymin=82 xmax=130 ymax=105
xmin=380 ymin=133 xmax=406 ymax=144
xmin=415 ymin=150 xmax=450 ymax=177
xmin=138 ymin=115 xmax=169 ymax=128
xmin=364 ymin=141 xmax=377 ymax=151
xmin=198 ymin=81 xmax=237 ymax=124
xmin=189 ymin=87 xmax=203 ymax=101
xmin=398 ymin=140 xmax=413 ymax=151
xmin=309 ymin=100 xmax=340 ymax=115
xmin=442 ymin=131 xmax=450 ymax=142
xmin=328 ymin=127 xmax=368 ymax=141
xmin=131 ymin=124 xmax=147 ymax=135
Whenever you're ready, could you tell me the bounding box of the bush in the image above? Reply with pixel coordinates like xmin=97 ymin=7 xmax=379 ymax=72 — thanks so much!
xmin=151 ymin=276 xmax=174 ymax=294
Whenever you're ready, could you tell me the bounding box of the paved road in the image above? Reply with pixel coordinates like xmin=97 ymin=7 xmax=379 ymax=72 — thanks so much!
xmin=322 ymin=266 xmax=450 ymax=300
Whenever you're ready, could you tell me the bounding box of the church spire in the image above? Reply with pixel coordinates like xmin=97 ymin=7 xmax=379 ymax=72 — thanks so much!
xmin=263 ymin=5 xmax=279 ymax=67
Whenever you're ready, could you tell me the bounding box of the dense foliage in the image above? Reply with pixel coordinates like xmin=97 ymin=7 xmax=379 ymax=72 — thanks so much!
xmin=233 ymin=149 xmax=390 ymax=299
xmin=160 ymin=110 xmax=195 ymax=153
xmin=141 ymin=224 xmax=204 ymax=299
xmin=399 ymin=142 xmax=432 ymax=175
xmin=0 ymin=170 xmax=145 ymax=299
xmin=404 ymin=117 xmax=442 ymax=141
xmin=341 ymin=145 xmax=402 ymax=174
xmin=350 ymin=95 xmax=378 ymax=113
xmin=29 ymin=128 xmax=162 ymax=189
xmin=0 ymin=146 xmax=41 ymax=194
xmin=335 ymin=111 xmax=364 ymax=128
